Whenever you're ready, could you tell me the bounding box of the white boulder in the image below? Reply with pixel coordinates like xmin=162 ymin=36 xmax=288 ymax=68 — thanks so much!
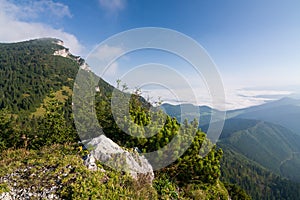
xmin=86 ymin=135 xmax=154 ymax=183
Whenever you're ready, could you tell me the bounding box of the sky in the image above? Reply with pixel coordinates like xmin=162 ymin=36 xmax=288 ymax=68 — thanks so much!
xmin=0 ymin=0 xmax=300 ymax=109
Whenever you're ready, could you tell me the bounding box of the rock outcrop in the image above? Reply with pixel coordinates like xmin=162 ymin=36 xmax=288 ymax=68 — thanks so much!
xmin=53 ymin=48 xmax=69 ymax=57
xmin=85 ymin=135 xmax=154 ymax=184
xmin=80 ymin=62 xmax=91 ymax=71
xmin=83 ymin=154 xmax=98 ymax=171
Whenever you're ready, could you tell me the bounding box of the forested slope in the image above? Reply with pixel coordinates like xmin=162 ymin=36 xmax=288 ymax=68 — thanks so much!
xmin=0 ymin=38 xmax=80 ymax=113
xmin=0 ymin=38 xmax=244 ymax=199
xmin=163 ymin=103 xmax=300 ymax=199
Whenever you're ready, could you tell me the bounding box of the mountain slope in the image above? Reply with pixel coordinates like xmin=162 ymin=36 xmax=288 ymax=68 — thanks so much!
xmin=228 ymin=97 xmax=300 ymax=135
xmin=0 ymin=38 xmax=80 ymax=113
xmin=215 ymin=118 xmax=300 ymax=182
xmin=163 ymin=102 xmax=300 ymax=198
xmin=0 ymin=38 xmax=116 ymax=116
xmin=0 ymin=39 xmax=235 ymax=199
xmin=220 ymin=143 xmax=300 ymax=199
xmin=163 ymin=100 xmax=300 ymax=182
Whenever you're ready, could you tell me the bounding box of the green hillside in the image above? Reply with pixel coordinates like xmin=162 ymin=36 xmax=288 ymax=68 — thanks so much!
xmin=163 ymin=103 xmax=300 ymax=199
xmin=0 ymin=39 xmax=237 ymax=199
xmin=218 ymin=118 xmax=300 ymax=182
xmin=220 ymin=143 xmax=300 ymax=199
xmin=0 ymin=38 xmax=81 ymax=114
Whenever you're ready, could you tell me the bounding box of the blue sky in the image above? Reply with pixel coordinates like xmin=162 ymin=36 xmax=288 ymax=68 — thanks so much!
xmin=0 ymin=0 xmax=300 ymax=109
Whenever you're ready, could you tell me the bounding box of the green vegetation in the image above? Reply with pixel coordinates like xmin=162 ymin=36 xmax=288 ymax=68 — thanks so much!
xmin=4 ymin=38 xmax=300 ymax=199
xmin=163 ymin=103 xmax=300 ymax=199
xmin=0 ymin=144 xmax=157 ymax=199
xmin=73 ymin=78 xmax=231 ymax=199
xmin=0 ymin=38 xmax=79 ymax=114
xmin=0 ymin=39 xmax=234 ymax=199
xmin=218 ymin=118 xmax=300 ymax=182
xmin=0 ymin=96 xmax=78 ymax=151
xmin=0 ymin=93 xmax=230 ymax=199
xmin=223 ymin=183 xmax=251 ymax=200
xmin=220 ymin=144 xmax=300 ymax=199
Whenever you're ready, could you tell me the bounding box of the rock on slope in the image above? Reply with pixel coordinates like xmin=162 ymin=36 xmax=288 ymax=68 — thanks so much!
xmin=86 ymin=135 xmax=154 ymax=184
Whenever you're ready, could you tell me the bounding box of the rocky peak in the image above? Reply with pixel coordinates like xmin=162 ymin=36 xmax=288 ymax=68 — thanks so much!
xmin=53 ymin=48 xmax=69 ymax=57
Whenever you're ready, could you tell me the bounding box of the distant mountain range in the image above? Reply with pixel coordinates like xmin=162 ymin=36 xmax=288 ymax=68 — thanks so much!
xmin=161 ymin=103 xmax=222 ymax=127
xmin=162 ymin=97 xmax=300 ymax=134
xmin=162 ymin=97 xmax=300 ymax=197
xmin=227 ymin=97 xmax=300 ymax=135
xmin=162 ymin=98 xmax=300 ymax=173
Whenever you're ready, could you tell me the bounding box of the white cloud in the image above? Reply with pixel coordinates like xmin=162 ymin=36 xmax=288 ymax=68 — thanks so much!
xmin=98 ymin=0 xmax=126 ymax=13
xmin=32 ymin=0 xmax=72 ymax=18
xmin=221 ymin=89 xmax=294 ymax=110
xmin=88 ymin=44 xmax=125 ymax=76
xmin=0 ymin=0 xmax=83 ymax=55
xmin=1 ymin=0 xmax=72 ymax=20
xmin=90 ymin=44 xmax=124 ymax=61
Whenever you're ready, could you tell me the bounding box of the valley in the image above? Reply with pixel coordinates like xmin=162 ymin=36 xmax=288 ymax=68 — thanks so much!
xmin=163 ymin=98 xmax=300 ymax=198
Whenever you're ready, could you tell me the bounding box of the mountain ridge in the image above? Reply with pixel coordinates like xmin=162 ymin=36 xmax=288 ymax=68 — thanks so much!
xmin=162 ymin=97 xmax=300 ymax=198
xmin=1 ymin=38 xmax=299 ymax=199
xmin=0 ymin=38 xmax=239 ymax=199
